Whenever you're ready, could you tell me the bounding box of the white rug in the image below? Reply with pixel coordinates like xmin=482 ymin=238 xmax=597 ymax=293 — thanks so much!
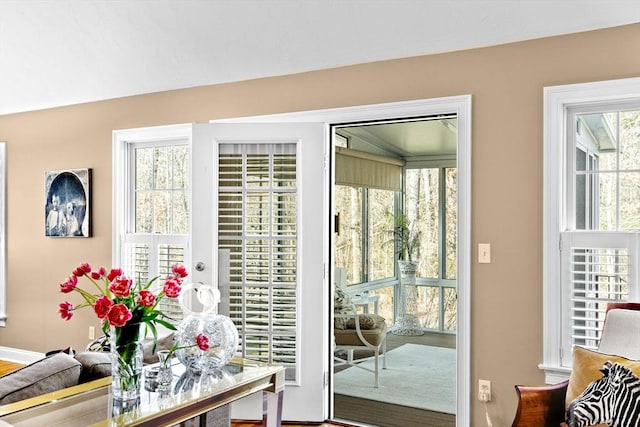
xmin=334 ymin=343 xmax=456 ymax=414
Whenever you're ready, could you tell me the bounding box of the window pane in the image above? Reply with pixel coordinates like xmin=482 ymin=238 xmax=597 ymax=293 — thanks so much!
xmin=405 ymin=168 xmax=439 ymax=279
xmin=445 ymin=168 xmax=457 ymax=280
xmin=443 ymin=287 xmax=457 ymax=332
xmin=597 ymin=173 xmax=616 ymax=231
xmin=417 ymin=286 xmax=440 ymax=330
xmin=575 ymin=110 xmax=640 ymax=231
xmin=368 ymin=189 xmax=394 ymax=281
xmin=134 ymin=144 xmax=189 ymax=235
xmin=334 ymin=185 xmax=363 ymax=285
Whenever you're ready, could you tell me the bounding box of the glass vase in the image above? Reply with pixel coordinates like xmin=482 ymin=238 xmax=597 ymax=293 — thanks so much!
xmin=110 ymin=322 xmax=144 ymax=401
xmin=175 ymin=313 xmax=239 ymax=373
xmin=155 ymin=349 xmax=174 ymax=395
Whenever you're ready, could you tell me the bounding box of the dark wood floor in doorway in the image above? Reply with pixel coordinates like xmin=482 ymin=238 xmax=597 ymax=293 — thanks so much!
xmin=333 ymin=331 xmax=456 ymax=427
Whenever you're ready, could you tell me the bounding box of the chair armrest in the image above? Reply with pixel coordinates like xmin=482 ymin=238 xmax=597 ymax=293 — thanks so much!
xmin=511 ymin=380 xmax=568 ymax=427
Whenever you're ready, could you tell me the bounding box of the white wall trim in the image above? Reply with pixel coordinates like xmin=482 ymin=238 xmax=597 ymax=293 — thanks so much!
xmin=0 ymin=346 xmax=45 ymax=364
xmin=0 ymin=143 xmax=5 ymax=328
xmin=213 ymin=95 xmax=472 ymax=427
xmin=543 ymin=77 xmax=640 ymax=382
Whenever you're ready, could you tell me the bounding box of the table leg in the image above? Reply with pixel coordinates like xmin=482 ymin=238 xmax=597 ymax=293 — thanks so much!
xmin=261 ymin=389 xmax=283 ymax=427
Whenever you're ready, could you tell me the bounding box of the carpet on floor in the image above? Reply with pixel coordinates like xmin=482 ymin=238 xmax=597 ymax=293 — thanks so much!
xmin=333 ymin=343 xmax=456 ymax=414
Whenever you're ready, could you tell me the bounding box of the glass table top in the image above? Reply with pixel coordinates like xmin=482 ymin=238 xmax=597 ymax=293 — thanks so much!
xmin=0 ymin=358 xmax=284 ymax=427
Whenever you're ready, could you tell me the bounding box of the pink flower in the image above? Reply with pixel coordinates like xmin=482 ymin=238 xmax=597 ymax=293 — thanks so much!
xmin=172 ymin=264 xmax=189 ymax=279
xmin=109 ymin=276 xmax=132 ymax=298
xmin=136 ymin=289 xmax=156 ymax=307
xmin=58 ymin=301 xmax=74 ymax=320
xmin=90 ymin=266 xmax=106 ymax=280
xmin=196 ymin=333 xmax=210 ymax=351
xmin=107 ymin=304 xmax=132 ymax=327
xmin=73 ymin=263 xmax=91 ymax=277
xmin=163 ymin=278 xmax=181 ymax=298
xmin=107 ymin=268 xmax=124 ymax=282
xmin=93 ymin=296 xmax=113 ymax=319
xmin=59 ymin=275 xmax=78 ymax=293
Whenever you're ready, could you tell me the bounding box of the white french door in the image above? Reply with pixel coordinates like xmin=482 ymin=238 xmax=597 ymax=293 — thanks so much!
xmin=191 ymin=123 xmax=328 ymax=422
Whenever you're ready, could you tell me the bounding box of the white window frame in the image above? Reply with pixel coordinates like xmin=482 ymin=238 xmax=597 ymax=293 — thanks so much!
xmin=112 ymin=124 xmax=192 ymax=291
xmin=0 ymin=143 xmax=6 ymax=327
xmin=543 ymin=77 xmax=640 ymax=383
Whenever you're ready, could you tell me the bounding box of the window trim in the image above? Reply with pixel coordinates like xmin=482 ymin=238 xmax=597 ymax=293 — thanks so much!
xmin=112 ymin=124 xmax=193 ymax=266
xmin=543 ymin=77 xmax=640 ymax=383
xmin=0 ymin=143 xmax=6 ymax=327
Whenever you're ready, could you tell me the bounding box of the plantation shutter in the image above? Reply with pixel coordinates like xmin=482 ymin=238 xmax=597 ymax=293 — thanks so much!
xmin=218 ymin=142 xmax=298 ymax=381
xmin=121 ymin=235 xmax=188 ymax=322
xmin=560 ymin=231 xmax=640 ymax=366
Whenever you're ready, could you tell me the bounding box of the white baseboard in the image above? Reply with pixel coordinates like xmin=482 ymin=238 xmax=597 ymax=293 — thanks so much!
xmin=0 ymin=346 xmax=45 ymax=364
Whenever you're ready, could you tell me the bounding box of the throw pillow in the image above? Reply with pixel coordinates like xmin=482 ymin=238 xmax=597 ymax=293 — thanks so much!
xmin=566 ymin=346 xmax=640 ymax=408
xmin=334 ymin=284 xmax=353 ymax=330
xmin=143 ymin=331 xmax=175 ymax=364
xmin=0 ymin=353 xmax=82 ymax=405
xmin=75 ymin=351 xmax=111 ymax=383
xmin=345 ymin=314 xmax=386 ymax=330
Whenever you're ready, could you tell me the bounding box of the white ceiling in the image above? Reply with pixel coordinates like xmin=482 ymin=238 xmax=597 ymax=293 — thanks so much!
xmin=1 ymin=0 xmax=639 ymax=116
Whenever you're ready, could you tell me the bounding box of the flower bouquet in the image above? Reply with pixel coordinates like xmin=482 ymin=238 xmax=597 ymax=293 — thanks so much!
xmin=58 ymin=262 xmax=188 ymax=400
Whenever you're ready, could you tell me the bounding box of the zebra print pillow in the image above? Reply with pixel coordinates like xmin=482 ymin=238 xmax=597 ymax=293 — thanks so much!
xmin=566 ymin=346 xmax=640 ymax=408
xmin=567 ymin=362 xmax=640 ymax=427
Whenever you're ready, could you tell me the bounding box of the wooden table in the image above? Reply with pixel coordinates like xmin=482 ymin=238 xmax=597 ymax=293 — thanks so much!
xmin=0 ymin=358 xmax=284 ymax=427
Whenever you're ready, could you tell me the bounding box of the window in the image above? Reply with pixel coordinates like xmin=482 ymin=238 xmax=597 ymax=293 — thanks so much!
xmin=406 ymin=165 xmax=457 ymax=332
xmin=218 ymin=142 xmax=299 ymax=380
xmin=334 ymin=186 xmax=395 ymax=284
xmin=113 ymin=128 xmax=190 ymax=327
xmin=543 ymin=78 xmax=640 ymax=381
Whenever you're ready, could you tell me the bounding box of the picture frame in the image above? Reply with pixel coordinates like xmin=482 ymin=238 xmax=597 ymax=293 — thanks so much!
xmin=44 ymin=168 xmax=91 ymax=237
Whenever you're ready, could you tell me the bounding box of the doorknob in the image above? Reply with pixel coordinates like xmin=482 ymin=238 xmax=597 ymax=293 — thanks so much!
xmin=195 ymin=262 xmax=205 ymax=272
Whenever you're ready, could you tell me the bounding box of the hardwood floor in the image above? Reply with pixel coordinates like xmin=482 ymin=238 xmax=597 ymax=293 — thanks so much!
xmin=0 ymin=360 xmax=23 ymax=376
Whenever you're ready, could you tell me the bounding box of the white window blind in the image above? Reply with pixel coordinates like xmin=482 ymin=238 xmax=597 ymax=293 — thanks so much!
xmin=218 ymin=142 xmax=298 ymax=381
xmin=560 ymin=231 xmax=638 ymax=365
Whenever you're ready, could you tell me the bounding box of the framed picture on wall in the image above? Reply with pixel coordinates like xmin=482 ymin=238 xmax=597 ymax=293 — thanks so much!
xmin=44 ymin=168 xmax=91 ymax=237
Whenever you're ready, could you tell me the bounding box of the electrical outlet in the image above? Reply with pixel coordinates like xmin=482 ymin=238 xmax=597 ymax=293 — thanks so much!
xmin=479 ymin=379 xmax=491 ymax=402
xmin=89 ymin=326 xmax=95 ymax=340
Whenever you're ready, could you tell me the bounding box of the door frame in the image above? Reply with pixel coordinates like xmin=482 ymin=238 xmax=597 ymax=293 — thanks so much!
xmin=214 ymin=95 xmax=472 ymax=426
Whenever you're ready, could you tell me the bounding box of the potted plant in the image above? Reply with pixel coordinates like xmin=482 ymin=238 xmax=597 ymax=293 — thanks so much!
xmin=388 ymin=211 xmax=424 ymax=336
xmin=391 ymin=212 xmax=422 ymax=263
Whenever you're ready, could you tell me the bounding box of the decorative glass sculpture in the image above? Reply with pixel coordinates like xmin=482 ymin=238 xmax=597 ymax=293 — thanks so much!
xmin=174 ymin=284 xmax=239 ymax=373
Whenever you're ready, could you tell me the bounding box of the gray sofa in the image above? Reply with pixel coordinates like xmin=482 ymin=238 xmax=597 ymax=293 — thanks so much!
xmin=0 ymin=333 xmax=174 ymax=406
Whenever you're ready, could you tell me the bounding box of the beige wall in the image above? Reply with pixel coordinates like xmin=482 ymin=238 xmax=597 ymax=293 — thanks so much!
xmin=1 ymin=23 xmax=639 ymax=425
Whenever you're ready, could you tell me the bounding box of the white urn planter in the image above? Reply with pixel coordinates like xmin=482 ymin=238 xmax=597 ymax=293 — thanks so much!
xmin=392 ymin=260 xmax=424 ymax=336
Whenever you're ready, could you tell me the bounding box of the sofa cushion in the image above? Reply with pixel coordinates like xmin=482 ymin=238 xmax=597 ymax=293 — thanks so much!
xmin=566 ymin=346 xmax=640 ymax=408
xmin=142 ymin=331 xmax=175 ymax=364
xmin=75 ymin=351 xmax=111 ymax=383
xmin=344 ymin=314 xmax=386 ymax=330
xmin=0 ymin=353 xmax=82 ymax=405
